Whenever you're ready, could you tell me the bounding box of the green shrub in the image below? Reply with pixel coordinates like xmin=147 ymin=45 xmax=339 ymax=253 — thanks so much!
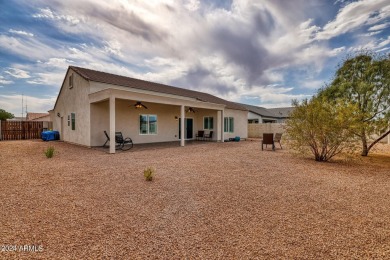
xmin=285 ymin=97 xmax=359 ymax=162
xmin=44 ymin=146 xmax=55 ymax=158
xmin=143 ymin=167 xmax=155 ymax=181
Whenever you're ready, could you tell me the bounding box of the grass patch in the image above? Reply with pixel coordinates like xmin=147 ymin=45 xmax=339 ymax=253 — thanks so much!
xmin=44 ymin=146 xmax=55 ymax=158
xmin=143 ymin=167 xmax=155 ymax=181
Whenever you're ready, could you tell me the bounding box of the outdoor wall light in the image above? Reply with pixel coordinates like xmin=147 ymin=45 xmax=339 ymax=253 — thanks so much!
xmin=57 ymin=112 xmax=61 ymax=117
xmin=174 ymin=116 xmax=178 ymax=120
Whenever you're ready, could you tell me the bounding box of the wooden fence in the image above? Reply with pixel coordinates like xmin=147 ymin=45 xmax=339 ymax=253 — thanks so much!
xmin=0 ymin=121 xmax=52 ymax=140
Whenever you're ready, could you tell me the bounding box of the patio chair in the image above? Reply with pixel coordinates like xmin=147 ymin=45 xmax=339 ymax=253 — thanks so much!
xmin=274 ymin=133 xmax=283 ymax=149
xmin=261 ymin=133 xmax=275 ymax=151
xmin=195 ymin=130 xmax=204 ymax=141
xmin=103 ymin=131 xmax=133 ymax=150
xmin=204 ymin=131 xmax=213 ymax=141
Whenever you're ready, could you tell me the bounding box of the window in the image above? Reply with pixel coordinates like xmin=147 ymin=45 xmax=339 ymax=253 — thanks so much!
xmin=203 ymin=116 xmax=214 ymax=130
xmin=68 ymin=115 xmax=70 ymax=126
xmin=71 ymin=113 xmax=75 ymax=130
xmin=69 ymin=73 xmax=74 ymax=89
xmin=140 ymin=115 xmax=157 ymax=135
xmin=224 ymin=117 xmax=234 ymax=133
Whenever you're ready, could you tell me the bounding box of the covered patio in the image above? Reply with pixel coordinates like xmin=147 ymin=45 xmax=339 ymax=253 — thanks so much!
xmin=89 ymin=88 xmax=226 ymax=153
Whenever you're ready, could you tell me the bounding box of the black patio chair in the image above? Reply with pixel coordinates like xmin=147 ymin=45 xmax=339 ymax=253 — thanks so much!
xmin=195 ymin=130 xmax=204 ymax=141
xmin=261 ymin=133 xmax=275 ymax=151
xmin=103 ymin=131 xmax=133 ymax=151
xmin=204 ymin=131 xmax=213 ymax=141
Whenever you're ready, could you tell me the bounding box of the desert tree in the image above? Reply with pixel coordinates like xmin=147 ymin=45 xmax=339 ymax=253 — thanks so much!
xmin=285 ymin=97 xmax=359 ymax=162
xmin=318 ymin=51 xmax=390 ymax=156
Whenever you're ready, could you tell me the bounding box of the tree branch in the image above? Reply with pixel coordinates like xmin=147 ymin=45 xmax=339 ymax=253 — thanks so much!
xmin=367 ymin=128 xmax=390 ymax=153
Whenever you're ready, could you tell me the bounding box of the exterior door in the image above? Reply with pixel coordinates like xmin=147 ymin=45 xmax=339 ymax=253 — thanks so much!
xmin=186 ymin=118 xmax=193 ymax=139
xmin=179 ymin=118 xmax=193 ymax=140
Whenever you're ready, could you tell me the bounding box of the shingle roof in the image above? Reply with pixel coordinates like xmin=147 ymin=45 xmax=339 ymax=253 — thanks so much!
xmin=69 ymin=66 xmax=247 ymax=111
xmin=267 ymin=107 xmax=294 ymax=118
xmin=239 ymin=103 xmax=280 ymax=118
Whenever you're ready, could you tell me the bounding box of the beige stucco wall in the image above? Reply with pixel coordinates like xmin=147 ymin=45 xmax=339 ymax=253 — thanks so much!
xmin=193 ymin=109 xmax=218 ymax=141
xmin=91 ymin=99 xmax=187 ymax=146
xmin=52 ymin=69 xmax=91 ymax=146
xmin=248 ymin=123 xmax=285 ymax=138
xmin=224 ymin=109 xmax=248 ymax=139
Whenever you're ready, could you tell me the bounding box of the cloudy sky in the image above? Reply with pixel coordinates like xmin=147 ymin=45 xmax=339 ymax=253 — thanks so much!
xmin=0 ymin=0 xmax=389 ymax=116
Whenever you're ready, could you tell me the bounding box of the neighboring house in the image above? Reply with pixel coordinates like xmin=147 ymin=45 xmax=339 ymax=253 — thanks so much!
xmin=6 ymin=117 xmax=25 ymax=121
xmin=267 ymin=107 xmax=294 ymax=123
xmin=26 ymin=112 xmax=51 ymax=121
xmin=51 ymin=66 xmax=248 ymax=153
xmin=240 ymin=104 xmax=293 ymax=123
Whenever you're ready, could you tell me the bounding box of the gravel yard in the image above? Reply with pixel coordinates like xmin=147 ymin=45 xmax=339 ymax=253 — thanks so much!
xmin=1 ymin=140 xmax=390 ymax=259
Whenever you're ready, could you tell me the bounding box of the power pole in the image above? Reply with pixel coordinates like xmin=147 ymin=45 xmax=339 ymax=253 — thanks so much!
xmin=22 ymin=94 xmax=24 ymax=120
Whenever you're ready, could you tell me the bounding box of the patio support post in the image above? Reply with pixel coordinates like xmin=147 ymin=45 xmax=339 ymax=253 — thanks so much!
xmin=221 ymin=109 xmax=224 ymax=142
xmin=109 ymin=95 xmax=115 ymax=154
xmin=180 ymin=105 xmax=185 ymax=147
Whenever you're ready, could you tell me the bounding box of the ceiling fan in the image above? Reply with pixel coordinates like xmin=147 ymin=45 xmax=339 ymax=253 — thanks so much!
xmin=132 ymin=101 xmax=148 ymax=109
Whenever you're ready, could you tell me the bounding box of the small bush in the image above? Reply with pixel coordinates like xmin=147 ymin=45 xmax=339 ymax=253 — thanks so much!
xmin=143 ymin=167 xmax=155 ymax=181
xmin=45 ymin=146 xmax=55 ymax=158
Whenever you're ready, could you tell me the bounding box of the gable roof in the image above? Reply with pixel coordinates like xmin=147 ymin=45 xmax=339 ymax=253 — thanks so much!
xmin=239 ymin=103 xmax=280 ymax=118
xmin=68 ymin=66 xmax=246 ymax=111
xmin=267 ymin=107 xmax=294 ymax=118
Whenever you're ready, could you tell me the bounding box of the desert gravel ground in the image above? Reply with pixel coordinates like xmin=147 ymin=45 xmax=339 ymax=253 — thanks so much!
xmin=1 ymin=140 xmax=390 ymax=259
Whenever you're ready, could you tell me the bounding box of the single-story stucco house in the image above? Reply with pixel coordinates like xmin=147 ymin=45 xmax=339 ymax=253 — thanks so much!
xmin=50 ymin=66 xmax=248 ymax=153
xmin=240 ymin=103 xmax=293 ymax=123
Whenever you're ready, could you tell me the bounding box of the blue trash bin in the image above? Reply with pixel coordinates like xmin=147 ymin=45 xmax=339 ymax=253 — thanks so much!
xmin=41 ymin=131 xmax=60 ymax=141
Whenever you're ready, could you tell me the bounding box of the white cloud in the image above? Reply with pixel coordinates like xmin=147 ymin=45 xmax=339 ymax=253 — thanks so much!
xmin=360 ymin=31 xmax=383 ymax=37
xmin=185 ymin=0 xmax=200 ymax=11
xmin=0 ymin=79 xmax=13 ymax=84
xmin=5 ymin=68 xmax=31 ymax=78
xmin=33 ymin=7 xmax=80 ymax=25
xmin=348 ymin=36 xmax=390 ymax=52
xmin=26 ymin=72 xmax=65 ymax=86
xmin=8 ymin=29 xmax=34 ymax=37
xmin=0 ymin=94 xmax=56 ymax=116
xmin=368 ymin=22 xmax=389 ymax=31
xmin=1 ymin=0 xmax=387 ymax=113
xmin=300 ymin=79 xmax=326 ymax=90
xmin=0 ymin=76 xmax=14 ymax=84
xmin=0 ymin=35 xmax=61 ymax=61
xmin=316 ymin=0 xmax=390 ymax=40
xmin=328 ymin=46 xmax=346 ymax=56
xmin=44 ymin=58 xmax=75 ymax=68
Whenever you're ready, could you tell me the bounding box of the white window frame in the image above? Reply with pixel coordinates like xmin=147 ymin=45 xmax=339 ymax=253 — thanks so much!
xmin=203 ymin=116 xmax=214 ymax=130
xmin=69 ymin=73 xmax=74 ymax=89
xmin=224 ymin=117 xmax=234 ymax=133
xmin=139 ymin=114 xmax=158 ymax=135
